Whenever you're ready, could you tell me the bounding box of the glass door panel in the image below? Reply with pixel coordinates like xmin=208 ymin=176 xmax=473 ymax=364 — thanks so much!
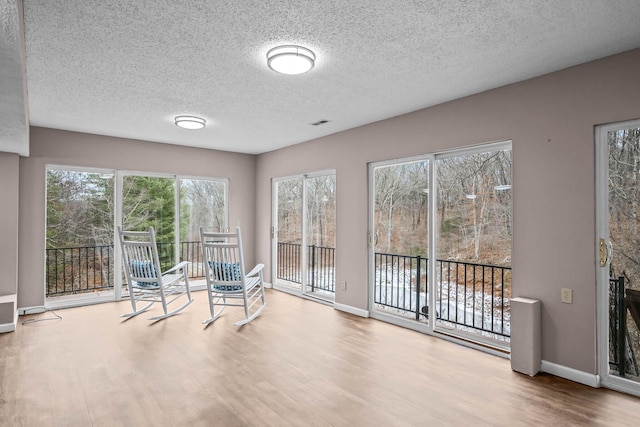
xmin=305 ymin=175 xmax=336 ymax=297
xmin=121 ymin=175 xmax=176 ymax=294
xmin=274 ymin=178 xmax=303 ymax=290
xmin=602 ymin=125 xmax=640 ymax=383
xmin=435 ymin=149 xmax=511 ymax=342
xmin=45 ymin=169 xmax=115 ymax=301
xmin=371 ymin=160 xmax=430 ymax=321
xmin=273 ymin=173 xmax=337 ymax=301
xmin=179 ymin=178 xmax=227 ymax=279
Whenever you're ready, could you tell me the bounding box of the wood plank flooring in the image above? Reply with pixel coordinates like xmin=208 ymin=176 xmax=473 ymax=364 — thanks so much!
xmin=1 ymin=289 xmax=640 ymax=426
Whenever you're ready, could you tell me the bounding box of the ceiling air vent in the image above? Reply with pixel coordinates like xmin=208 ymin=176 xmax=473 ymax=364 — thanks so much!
xmin=310 ymin=119 xmax=330 ymax=126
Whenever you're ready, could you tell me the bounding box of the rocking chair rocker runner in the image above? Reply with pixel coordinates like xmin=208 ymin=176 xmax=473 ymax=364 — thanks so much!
xmin=200 ymin=226 xmax=266 ymax=326
xmin=118 ymin=226 xmax=193 ymax=320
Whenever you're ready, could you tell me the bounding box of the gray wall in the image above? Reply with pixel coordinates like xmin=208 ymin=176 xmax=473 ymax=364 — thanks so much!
xmin=17 ymin=127 xmax=256 ymax=308
xmin=0 ymin=153 xmax=19 ymax=298
xmin=255 ymin=48 xmax=640 ymax=374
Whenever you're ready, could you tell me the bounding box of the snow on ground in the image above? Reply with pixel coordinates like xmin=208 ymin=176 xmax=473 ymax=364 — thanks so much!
xmin=276 ymin=263 xmax=511 ymax=338
xmin=375 ymin=266 xmax=510 ymax=337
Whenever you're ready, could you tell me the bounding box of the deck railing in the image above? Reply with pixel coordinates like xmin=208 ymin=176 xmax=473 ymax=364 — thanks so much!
xmin=47 ymin=242 xmax=510 ymax=338
xmin=609 ymin=275 xmax=640 ymax=376
xmin=276 ymin=243 xmax=510 ymax=337
xmin=277 ymin=242 xmax=335 ymax=293
xmin=45 ymin=241 xmax=205 ymax=297
xmin=375 ymin=253 xmax=511 ymax=338
xmin=45 ymin=245 xmax=114 ymax=297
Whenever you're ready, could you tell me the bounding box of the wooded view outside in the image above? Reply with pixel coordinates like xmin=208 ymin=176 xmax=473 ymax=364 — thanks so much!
xmin=276 ymin=178 xmax=303 ymax=246
xmin=436 ymin=150 xmax=511 ymax=266
xmin=46 ymin=170 xmax=114 ymax=250
xmin=122 ymin=175 xmax=175 ymax=246
xmin=608 ymin=128 xmax=640 ymax=378
xmin=373 ymin=147 xmax=512 ymax=340
xmin=275 ymin=174 xmax=336 ymax=295
xmin=45 ymin=169 xmax=226 ymax=297
xmin=373 ymin=151 xmax=511 ymax=264
xmin=275 ymin=175 xmax=337 ymax=245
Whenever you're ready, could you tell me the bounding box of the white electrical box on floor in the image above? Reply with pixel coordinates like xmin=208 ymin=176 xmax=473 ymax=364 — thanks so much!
xmin=510 ymin=297 xmax=541 ymax=376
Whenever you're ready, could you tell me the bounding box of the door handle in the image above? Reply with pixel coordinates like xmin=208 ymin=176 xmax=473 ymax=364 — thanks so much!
xmin=599 ymin=238 xmax=610 ymax=267
xmin=367 ymin=231 xmax=378 ymax=248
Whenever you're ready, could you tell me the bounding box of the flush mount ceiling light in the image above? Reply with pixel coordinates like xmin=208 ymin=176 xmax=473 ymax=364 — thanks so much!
xmin=175 ymin=116 xmax=206 ymax=130
xmin=267 ymin=45 xmax=316 ymax=75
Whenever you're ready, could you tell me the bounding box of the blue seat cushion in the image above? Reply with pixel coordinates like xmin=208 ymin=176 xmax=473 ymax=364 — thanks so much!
xmin=129 ymin=260 xmax=159 ymax=288
xmin=209 ymin=261 xmax=243 ymax=291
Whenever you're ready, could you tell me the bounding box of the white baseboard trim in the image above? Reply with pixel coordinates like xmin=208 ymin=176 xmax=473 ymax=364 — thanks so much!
xmin=264 ymin=281 xmax=273 ymax=289
xmin=600 ymin=377 xmax=640 ymax=397
xmin=18 ymin=306 xmax=46 ymax=315
xmin=541 ymin=360 xmax=600 ymax=388
xmin=189 ymin=283 xmax=207 ymax=292
xmin=0 ymin=309 xmax=18 ymax=333
xmin=333 ymin=303 xmax=370 ymax=318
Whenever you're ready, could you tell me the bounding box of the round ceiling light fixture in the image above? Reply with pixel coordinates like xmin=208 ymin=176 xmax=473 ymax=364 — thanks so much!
xmin=267 ymin=45 xmax=316 ymax=75
xmin=175 ymin=115 xmax=206 ymax=130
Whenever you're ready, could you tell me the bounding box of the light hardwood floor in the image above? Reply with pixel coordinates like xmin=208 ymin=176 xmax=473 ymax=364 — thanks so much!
xmin=1 ymin=289 xmax=639 ymax=426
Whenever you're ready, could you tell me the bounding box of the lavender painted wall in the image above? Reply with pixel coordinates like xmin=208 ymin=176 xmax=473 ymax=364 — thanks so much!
xmin=17 ymin=127 xmax=256 ymax=309
xmin=0 ymin=153 xmax=19 ymax=297
xmin=255 ymin=49 xmax=640 ymax=374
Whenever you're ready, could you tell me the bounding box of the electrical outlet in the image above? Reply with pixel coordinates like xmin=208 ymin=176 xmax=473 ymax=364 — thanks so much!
xmin=341 ymin=281 xmax=347 ymax=291
xmin=561 ymin=288 xmax=573 ymax=304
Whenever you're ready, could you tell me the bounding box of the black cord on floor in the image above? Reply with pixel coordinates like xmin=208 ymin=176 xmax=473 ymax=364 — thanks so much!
xmin=21 ymin=309 xmax=62 ymax=325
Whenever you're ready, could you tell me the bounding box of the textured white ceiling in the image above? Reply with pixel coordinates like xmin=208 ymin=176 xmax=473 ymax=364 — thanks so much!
xmin=12 ymin=0 xmax=640 ymax=154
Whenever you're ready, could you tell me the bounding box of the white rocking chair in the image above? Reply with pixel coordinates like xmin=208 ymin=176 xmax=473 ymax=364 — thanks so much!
xmin=118 ymin=226 xmax=193 ymax=320
xmin=200 ymin=226 xmax=266 ymax=326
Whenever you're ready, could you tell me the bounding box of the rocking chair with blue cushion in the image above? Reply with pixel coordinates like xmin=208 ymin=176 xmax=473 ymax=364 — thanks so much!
xmin=118 ymin=226 xmax=193 ymax=320
xmin=200 ymin=226 xmax=266 ymax=326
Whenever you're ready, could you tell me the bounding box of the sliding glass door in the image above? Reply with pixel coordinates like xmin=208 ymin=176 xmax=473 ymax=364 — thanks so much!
xmin=120 ymin=174 xmax=227 ymax=294
xmin=369 ymin=142 xmax=512 ymax=347
xmin=273 ymin=171 xmax=336 ymax=301
xmin=46 ymin=168 xmax=227 ymax=306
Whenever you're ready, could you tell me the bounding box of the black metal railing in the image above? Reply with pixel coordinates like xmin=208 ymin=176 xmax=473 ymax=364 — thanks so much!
xmin=45 ymin=245 xmax=114 ymax=297
xmin=45 ymin=241 xmax=206 ymax=297
xmin=609 ymin=275 xmax=639 ymax=376
xmin=155 ymin=241 xmax=206 ymax=278
xmin=277 ymin=242 xmax=335 ymax=293
xmin=277 ymin=242 xmax=302 ymax=284
xmin=375 ymin=252 xmax=512 ymax=338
